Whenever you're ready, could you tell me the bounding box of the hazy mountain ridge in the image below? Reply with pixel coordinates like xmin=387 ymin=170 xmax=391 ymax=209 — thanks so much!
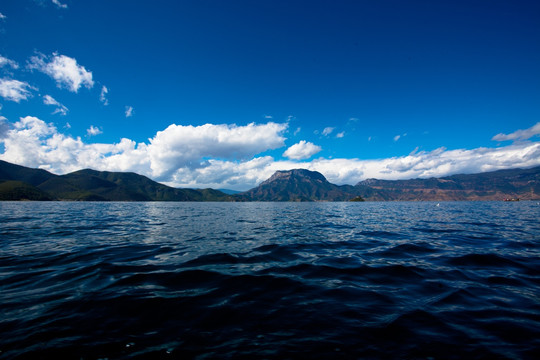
xmin=1 ymin=160 xmax=539 ymax=201
xmin=354 ymin=167 xmax=540 ymax=201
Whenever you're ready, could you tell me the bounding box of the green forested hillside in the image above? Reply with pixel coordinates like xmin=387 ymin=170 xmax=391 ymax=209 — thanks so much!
xmin=0 ymin=160 xmax=232 ymax=201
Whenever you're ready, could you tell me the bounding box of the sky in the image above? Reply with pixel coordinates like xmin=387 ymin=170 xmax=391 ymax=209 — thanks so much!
xmin=0 ymin=0 xmax=539 ymax=191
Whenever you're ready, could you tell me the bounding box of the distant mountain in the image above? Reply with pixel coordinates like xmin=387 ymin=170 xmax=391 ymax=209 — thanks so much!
xmin=2 ymin=159 xmax=539 ymax=201
xmin=0 ymin=160 xmax=232 ymax=201
xmin=217 ymin=188 xmax=242 ymax=195
xmin=238 ymin=166 xmax=540 ymax=201
xmin=354 ymin=166 xmax=540 ymax=201
xmin=237 ymin=169 xmax=363 ymax=201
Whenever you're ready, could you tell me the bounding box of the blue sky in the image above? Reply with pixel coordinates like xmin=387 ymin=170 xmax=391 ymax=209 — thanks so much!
xmin=1 ymin=0 xmax=539 ymax=190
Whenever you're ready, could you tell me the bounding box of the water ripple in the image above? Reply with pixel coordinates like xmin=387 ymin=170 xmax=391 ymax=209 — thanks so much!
xmin=0 ymin=201 xmax=539 ymax=359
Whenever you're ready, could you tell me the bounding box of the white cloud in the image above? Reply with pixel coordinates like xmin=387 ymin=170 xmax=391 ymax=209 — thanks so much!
xmin=0 ymin=78 xmax=34 ymax=102
xmin=0 ymin=118 xmax=288 ymax=183
xmin=28 ymin=53 xmax=94 ymax=92
xmin=0 ymin=55 xmax=19 ymax=69
xmin=293 ymin=127 xmax=301 ymax=136
xmin=146 ymin=122 xmax=287 ymax=179
xmin=336 ymin=131 xmax=345 ymax=138
xmin=100 ymin=86 xmax=109 ymax=105
xmin=322 ymin=127 xmax=334 ymax=136
xmin=283 ymin=140 xmax=322 ymax=160
xmin=393 ymin=135 xmax=401 ymax=142
xmin=1 ymin=117 xmax=539 ymax=191
xmin=125 ymin=106 xmax=134 ymax=118
xmin=52 ymin=0 xmax=68 ymax=9
xmin=161 ymin=140 xmax=540 ymax=190
xmin=0 ymin=13 xmax=6 ymax=20
xmin=492 ymin=122 xmax=540 ymax=142
xmin=0 ymin=116 xmax=9 ymax=139
xmin=86 ymin=125 xmax=102 ymax=137
xmin=43 ymin=94 xmax=68 ymax=116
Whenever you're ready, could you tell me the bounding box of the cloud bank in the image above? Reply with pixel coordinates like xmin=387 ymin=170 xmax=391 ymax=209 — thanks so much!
xmin=0 ymin=116 xmax=287 ymax=187
xmin=1 ymin=117 xmax=539 ymax=191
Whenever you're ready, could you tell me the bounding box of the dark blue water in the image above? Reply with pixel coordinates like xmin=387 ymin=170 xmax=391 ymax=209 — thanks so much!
xmin=1 ymin=201 xmax=539 ymax=359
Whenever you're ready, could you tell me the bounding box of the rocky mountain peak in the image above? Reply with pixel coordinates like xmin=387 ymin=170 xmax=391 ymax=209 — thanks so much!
xmin=261 ymin=169 xmax=327 ymax=185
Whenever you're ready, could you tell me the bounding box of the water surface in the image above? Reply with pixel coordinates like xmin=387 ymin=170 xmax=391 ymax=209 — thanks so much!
xmin=1 ymin=201 xmax=539 ymax=359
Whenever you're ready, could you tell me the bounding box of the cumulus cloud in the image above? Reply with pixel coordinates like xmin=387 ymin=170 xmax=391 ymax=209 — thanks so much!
xmin=43 ymin=94 xmax=68 ymax=115
xmin=0 ymin=116 xmax=142 ymax=173
xmin=125 ymin=106 xmax=133 ymax=118
xmin=86 ymin=125 xmax=102 ymax=137
xmin=52 ymin=0 xmax=68 ymax=9
xmin=336 ymin=131 xmax=345 ymax=138
xmin=283 ymin=140 xmax=322 ymax=160
xmin=100 ymin=86 xmax=109 ymax=105
xmin=0 ymin=78 xmax=34 ymax=102
xmin=492 ymin=122 xmax=540 ymax=142
xmin=0 ymin=118 xmax=288 ymax=183
xmin=1 ymin=117 xmax=539 ymax=191
xmin=0 ymin=55 xmax=19 ymax=69
xmin=146 ymin=122 xmax=287 ymax=179
xmin=161 ymin=140 xmax=540 ymax=189
xmin=28 ymin=53 xmax=94 ymax=92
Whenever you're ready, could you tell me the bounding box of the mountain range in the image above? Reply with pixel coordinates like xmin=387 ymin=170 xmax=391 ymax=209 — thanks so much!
xmin=0 ymin=160 xmax=233 ymax=201
xmin=1 ymin=160 xmax=539 ymax=201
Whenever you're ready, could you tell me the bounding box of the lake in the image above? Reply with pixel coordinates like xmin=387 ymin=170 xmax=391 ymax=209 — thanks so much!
xmin=1 ymin=201 xmax=539 ymax=359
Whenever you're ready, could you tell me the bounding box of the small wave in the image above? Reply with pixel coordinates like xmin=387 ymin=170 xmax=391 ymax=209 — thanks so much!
xmin=374 ymin=242 xmax=437 ymax=257
xmin=445 ymin=253 xmax=530 ymax=269
xmin=356 ymin=230 xmax=404 ymax=239
xmin=261 ymin=262 xmax=427 ymax=286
